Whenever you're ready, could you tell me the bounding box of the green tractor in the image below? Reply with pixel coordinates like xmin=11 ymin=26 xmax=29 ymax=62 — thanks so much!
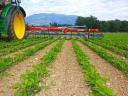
xmin=0 ymin=0 xmax=26 ymax=40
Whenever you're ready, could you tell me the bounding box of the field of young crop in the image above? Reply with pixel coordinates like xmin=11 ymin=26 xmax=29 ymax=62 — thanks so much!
xmin=0 ymin=33 xmax=128 ymax=96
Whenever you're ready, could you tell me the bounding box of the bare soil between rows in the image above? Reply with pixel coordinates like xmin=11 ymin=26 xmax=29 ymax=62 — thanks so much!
xmin=0 ymin=42 xmax=57 ymax=96
xmin=36 ymin=40 xmax=90 ymax=96
xmin=77 ymin=42 xmax=128 ymax=96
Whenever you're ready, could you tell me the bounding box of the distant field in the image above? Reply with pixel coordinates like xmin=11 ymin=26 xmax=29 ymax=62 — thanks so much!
xmin=104 ymin=33 xmax=128 ymax=40
xmin=90 ymin=33 xmax=128 ymax=51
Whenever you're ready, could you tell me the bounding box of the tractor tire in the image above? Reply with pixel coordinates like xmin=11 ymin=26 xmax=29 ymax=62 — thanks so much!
xmin=6 ymin=7 xmax=26 ymax=40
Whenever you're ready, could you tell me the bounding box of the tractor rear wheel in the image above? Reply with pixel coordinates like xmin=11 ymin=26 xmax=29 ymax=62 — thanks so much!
xmin=7 ymin=8 xmax=26 ymax=40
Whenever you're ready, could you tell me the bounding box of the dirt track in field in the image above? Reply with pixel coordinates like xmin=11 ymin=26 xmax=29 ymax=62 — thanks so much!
xmin=0 ymin=42 xmax=57 ymax=96
xmin=36 ymin=41 xmax=90 ymax=96
xmin=77 ymin=42 xmax=128 ymax=96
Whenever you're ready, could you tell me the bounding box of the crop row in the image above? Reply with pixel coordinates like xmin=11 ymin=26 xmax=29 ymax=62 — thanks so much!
xmin=72 ymin=40 xmax=113 ymax=96
xmin=0 ymin=37 xmax=49 ymax=51
xmin=0 ymin=37 xmax=53 ymax=56
xmin=90 ymin=38 xmax=128 ymax=51
xmin=0 ymin=38 xmax=55 ymax=74
xmin=0 ymin=37 xmax=44 ymax=49
xmin=13 ymin=40 xmax=65 ymax=96
xmin=79 ymin=39 xmax=128 ymax=75
xmin=89 ymin=39 xmax=128 ymax=58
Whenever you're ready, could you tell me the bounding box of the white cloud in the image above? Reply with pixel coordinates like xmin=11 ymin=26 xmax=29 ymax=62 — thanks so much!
xmin=21 ymin=0 xmax=128 ymax=20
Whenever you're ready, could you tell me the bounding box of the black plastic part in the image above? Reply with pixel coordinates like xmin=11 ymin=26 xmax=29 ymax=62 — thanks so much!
xmin=19 ymin=6 xmax=26 ymax=17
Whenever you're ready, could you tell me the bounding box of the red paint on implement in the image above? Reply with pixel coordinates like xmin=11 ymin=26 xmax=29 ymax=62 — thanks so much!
xmin=26 ymin=25 xmax=99 ymax=33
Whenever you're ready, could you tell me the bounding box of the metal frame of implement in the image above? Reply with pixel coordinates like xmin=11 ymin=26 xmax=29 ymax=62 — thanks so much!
xmin=26 ymin=26 xmax=103 ymax=37
xmin=27 ymin=32 xmax=103 ymax=37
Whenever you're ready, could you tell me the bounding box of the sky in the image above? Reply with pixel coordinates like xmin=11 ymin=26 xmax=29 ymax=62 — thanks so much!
xmin=21 ymin=0 xmax=128 ymax=20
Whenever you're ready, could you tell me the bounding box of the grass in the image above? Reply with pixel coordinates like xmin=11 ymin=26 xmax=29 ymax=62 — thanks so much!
xmin=0 ymin=38 xmax=55 ymax=74
xmin=89 ymin=39 xmax=128 ymax=58
xmin=0 ymin=37 xmax=53 ymax=56
xmin=72 ymin=40 xmax=113 ymax=96
xmin=0 ymin=37 xmax=44 ymax=49
xmin=79 ymin=39 xmax=128 ymax=75
xmin=91 ymin=33 xmax=128 ymax=51
xmin=13 ymin=40 xmax=65 ymax=96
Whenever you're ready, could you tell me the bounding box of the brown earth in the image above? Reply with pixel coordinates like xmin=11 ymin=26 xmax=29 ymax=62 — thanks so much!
xmin=0 ymin=42 xmax=57 ymax=96
xmin=36 ymin=40 xmax=90 ymax=96
xmin=77 ymin=42 xmax=128 ymax=96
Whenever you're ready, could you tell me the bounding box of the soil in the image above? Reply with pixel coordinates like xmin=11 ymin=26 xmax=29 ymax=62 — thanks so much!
xmin=77 ymin=41 xmax=128 ymax=96
xmin=0 ymin=42 xmax=57 ymax=96
xmin=36 ymin=40 xmax=90 ymax=96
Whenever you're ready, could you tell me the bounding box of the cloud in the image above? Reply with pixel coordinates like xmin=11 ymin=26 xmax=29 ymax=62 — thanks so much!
xmin=21 ymin=0 xmax=128 ymax=20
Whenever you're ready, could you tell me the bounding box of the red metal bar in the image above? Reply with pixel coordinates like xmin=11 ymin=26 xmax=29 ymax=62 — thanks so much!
xmin=26 ymin=25 xmax=99 ymax=33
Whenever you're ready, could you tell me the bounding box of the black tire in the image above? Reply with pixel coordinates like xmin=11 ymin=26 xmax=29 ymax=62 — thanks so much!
xmin=6 ymin=7 xmax=26 ymax=40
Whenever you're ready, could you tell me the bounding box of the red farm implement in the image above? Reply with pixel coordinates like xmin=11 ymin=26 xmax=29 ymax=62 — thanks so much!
xmin=26 ymin=25 xmax=103 ymax=38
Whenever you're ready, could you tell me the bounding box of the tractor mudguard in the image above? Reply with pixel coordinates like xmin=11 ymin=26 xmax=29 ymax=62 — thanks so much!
xmin=0 ymin=3 xmax=12 ymax=18
xmin=0 ymin=3 xmax=12 ymax=33
xmin=0 ymin=3 xmax=26 ymax=17
xmin=19 ymin=6 xmax=26 ymax=17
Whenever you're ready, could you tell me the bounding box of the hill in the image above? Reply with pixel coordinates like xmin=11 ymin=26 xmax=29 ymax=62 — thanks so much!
xmin=26 ymin=13 xmax=78 ymax=25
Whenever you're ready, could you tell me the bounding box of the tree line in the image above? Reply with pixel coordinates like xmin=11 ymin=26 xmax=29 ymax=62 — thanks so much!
xmin=75 ymin=16 xmax=128 ymax=32
xmin=49 ymin=22 xmax=72 ymax=27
